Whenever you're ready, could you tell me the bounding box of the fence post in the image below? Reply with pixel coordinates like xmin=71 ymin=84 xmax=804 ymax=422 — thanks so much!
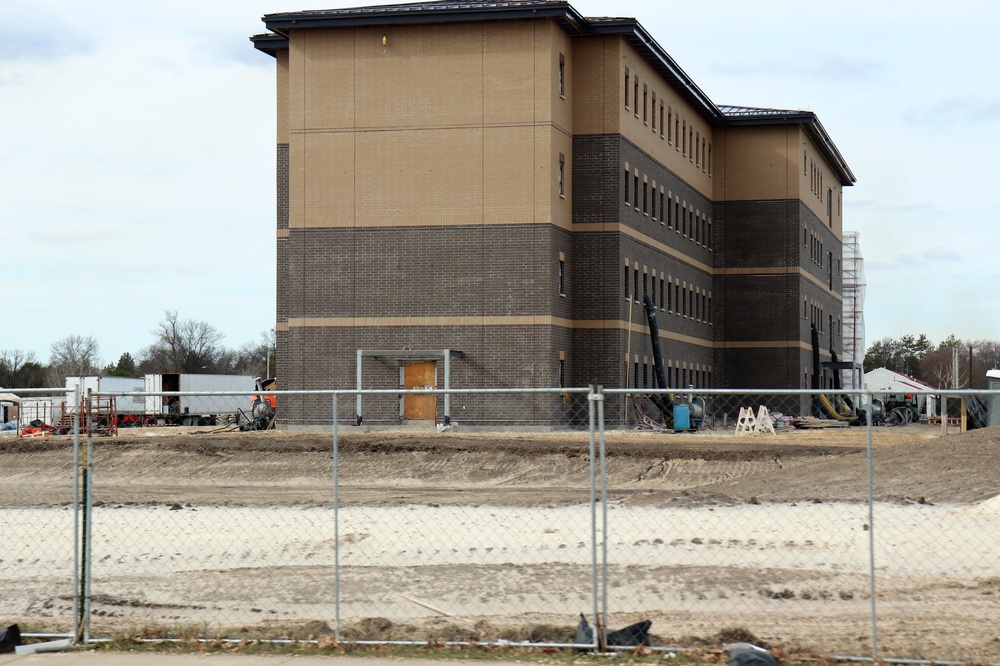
xmin=865 ymin=389 xmax=878 ymax=660
xmin=597 ymin=386 xmax=608 ymax=651
xmin=71 ymin=385 xmax=83 ymax=643
xmin=586 ymin=385 xmax=600 ymax=651
xmin=332 ymin=392 xmax=341 ymax=642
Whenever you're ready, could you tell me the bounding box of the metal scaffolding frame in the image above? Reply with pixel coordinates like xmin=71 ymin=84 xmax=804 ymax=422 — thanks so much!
xmin=841 ymin=231 xmax=866 ymax=389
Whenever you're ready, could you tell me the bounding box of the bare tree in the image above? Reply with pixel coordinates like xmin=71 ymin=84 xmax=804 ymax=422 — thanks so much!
xmin=48 ymin=335 xmax=101 ymax=384
xmin=141 ymin=311 xmax=224 ymax=373
xmin=0 ymin=349 xmax=47 ymax=388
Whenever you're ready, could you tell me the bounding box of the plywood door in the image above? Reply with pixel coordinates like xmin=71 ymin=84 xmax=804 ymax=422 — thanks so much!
xmin=402 ymin=362 xmax=436 ymax=420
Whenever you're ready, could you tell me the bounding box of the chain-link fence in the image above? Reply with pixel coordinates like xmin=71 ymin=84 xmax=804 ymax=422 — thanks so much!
xmin=2 ymin=385 xmax=999 ymax=661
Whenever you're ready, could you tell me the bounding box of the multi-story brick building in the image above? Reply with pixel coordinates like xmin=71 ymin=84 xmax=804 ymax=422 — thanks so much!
xmin=251 ymin=0 xmax=855 ymax=427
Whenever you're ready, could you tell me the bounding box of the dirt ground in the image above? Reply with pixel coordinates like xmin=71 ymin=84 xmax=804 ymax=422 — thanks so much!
xmin=2 ymin=422 xmax=998 ymax=509
xmin=3 ymin=423 xmax=1000 ymax=660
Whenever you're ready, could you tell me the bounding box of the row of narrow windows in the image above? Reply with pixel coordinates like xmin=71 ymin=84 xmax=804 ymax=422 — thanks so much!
xmin=624 ymin=166 xmax=712 ymax=250
xmin=624 ymin=67 xmax=712 ymax=176
xmin=805 ymin=298 xmax=837 ymax=337
xmin=624 ymin=262 xmax=712 ymax=325
xmin=805 ymin=227 xmax=825 ymax=267
xmin=632 ymin=358 xmax=712 ymax=390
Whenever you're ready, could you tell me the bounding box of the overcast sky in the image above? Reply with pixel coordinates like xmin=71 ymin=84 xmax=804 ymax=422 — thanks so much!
xmin=3 ymin=0 xmax=998 ymax=369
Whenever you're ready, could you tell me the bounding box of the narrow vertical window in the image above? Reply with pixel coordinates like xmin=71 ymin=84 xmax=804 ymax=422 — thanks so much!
xmin=642 ymin=84 xmax=648 ymax=124
xmin=651 ymin=273 xmax=656 ymax=305
xmin=659 ymin=101 xmax=665 ymax=138
xmin=558 ymin=153 xmax=565 ymax=197
xmin=689 ymin=127 xmax=694 ymax=162
xmin=559 ymin=358 xmax=565 ymax=388
xmin=667 ymin=107 xmax=673 ymax=143
xmin=701 ymin=140 xmax=707 ymax=172
xmin=642 ymin=271 xmax=648 ymax=296
xmin=682 ymin=120 xmax=687 ymax=155
xmin=651 ymin=92 xmax=657 ymax=131
xmin=633 ymin=267 xmax=640 ymax=303
xmin=558 ymin=259 xmax=565 ymax=295
xmin=708 ymin=143 xmax=712 ymax=176
xmin=624 ymin=67 xmax=630 ymax=109
xmin=624 ymin=167 xmax=630 ymax=205
xmin=651 ymin=182 xmax=657 ymax=221
xmin=633 ymin=76 xmax=639 ymax=118
xmin=674 ymin=115 xmax=680 ymax=150
xmin=659 ymin=187 xmax=665 ymax=222
xmin=695 ymin=131 xmax=700 ymax=167
xmin=667 ymin=278 xmax=673 ymax=311
xmin=625 ymin=265 xmax=630 ymax=299
xmin=634 ymin=173 xmax=639 ymax=210
xmin=558 ymin=53 xmax=566 ymax=98
xmin=659 ymin=276 xmax=665 ymax=309
xmin=642 ymin=180 xmax=648 ymax=215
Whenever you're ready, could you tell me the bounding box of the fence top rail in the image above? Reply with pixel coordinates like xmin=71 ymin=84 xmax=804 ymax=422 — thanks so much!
xmin=9 ymin=387 xmax=997 ymax=398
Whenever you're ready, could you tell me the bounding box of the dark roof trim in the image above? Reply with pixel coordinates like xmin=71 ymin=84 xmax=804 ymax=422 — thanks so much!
xmin=262 ymin=1 xmax=589 ymax=37
xmin=719 ymin=105 xmax=856 ymax=185
xmin=251 ymin=32 xmax=288 ymax=56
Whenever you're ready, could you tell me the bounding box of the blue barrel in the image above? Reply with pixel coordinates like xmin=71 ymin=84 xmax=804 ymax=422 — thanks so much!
xmin=673 ymin=404 xmax=690 ymax=431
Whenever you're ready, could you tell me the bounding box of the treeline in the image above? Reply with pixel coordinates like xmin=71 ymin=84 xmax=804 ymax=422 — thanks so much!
xmin=0 ymin=311 xmax=275 ymax=389
xmin=863 ymin=334 xmax=1000 ymax=389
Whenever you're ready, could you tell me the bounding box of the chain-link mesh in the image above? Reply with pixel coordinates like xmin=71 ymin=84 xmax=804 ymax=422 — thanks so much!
xmin=0 ymin=387 xmax=80 ymax=639
xmin=3 ymin=386 xmax=1000 ymax=661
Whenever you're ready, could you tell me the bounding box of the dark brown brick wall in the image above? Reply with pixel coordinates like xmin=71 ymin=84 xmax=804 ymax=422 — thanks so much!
xmin=712 ymin=199 xmax=843 ymax=389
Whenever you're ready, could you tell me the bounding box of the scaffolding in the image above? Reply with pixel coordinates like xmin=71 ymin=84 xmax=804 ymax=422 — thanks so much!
xmin=841 ymin=231 xmax=866 ymax=389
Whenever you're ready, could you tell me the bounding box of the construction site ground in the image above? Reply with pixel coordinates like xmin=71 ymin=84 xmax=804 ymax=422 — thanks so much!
xmin=3 ymin=423 xmax=1000 ymax=660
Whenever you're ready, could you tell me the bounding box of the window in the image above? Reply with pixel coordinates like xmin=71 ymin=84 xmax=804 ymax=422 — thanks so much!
xmin=558 ymin=53 xmax=566 ymax=98
xmin=634 ymin=77 xmax=639 ymax=118
xmin=659 ymin=187 xmax=665 ymax=222
xmin=633 ymin=361 xmax=639 ymax=390
xmin=642 ymin=271 xmax=648 ymax=296
xmin=674 ymin=115 xmax=680 ymax=150
xmin=827 ymin=188 xmax=833 ymax=224
xmin=625 ymin=265 xmax=630 ymax=299
xmin=651 ymin=92 xmax=657 ymax=131
xmin=558 ymin=153 xmax=565 ymax=198
xmin=667 ymin=278 xmax=673 ymax=311
xmin=624 ymin=167 xmax=630 ymax=205
xmin=689 ymin=127 xmax=694 ymax=162
xmin=651 ymin=273 xmax=656 ymax=304
xmin=651 ymin=182 xmax=657 ymax=221
xmin=682 ymin=120 xmax=687 ymax=155
xmin=642 ymin=180 xmax=648 ymax=215
xmin=634 ymin=173 xmax=640 ymax=210
xmin=695 ymin=131 xmax=700 ymax=167
xmin=659 ymin=101 xmax=665 ymax=138
xmin=643 ymin=362 xmax=648 ymax=389
xmin=707 ymin=143 xmax=712 ymax=176
xmin=667 ymin=107 xmax=673 ymax=143
xmin=558 ymin=259 xmax=565 ymax=295
xmin=633 ymin=267 xmax=640 ymax=302
xmin=659 ymin=276 xmax=665 ymax=309
xmin=624 ymin=68 xmax=630 ymax=109
xmin=559 ymin=358 xmax=565 ymax=388
xmin=643 ymin=84 xmax=648 ymax=124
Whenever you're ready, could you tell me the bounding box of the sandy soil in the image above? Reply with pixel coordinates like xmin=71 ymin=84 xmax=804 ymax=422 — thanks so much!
xmin=3 ymin=423 xmax=1000 ymax=660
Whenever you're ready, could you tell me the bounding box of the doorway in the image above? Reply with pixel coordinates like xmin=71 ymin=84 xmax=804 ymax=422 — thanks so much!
xmin=401 ymin=361 xmax=436 ymax=420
